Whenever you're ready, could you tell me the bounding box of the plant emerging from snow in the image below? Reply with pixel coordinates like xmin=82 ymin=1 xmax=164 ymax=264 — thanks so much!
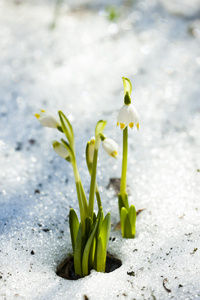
xmin=117 ymin=77 xmax=139 ymax=238
xmin=35 ymin=110 xmax=118 ymax=277
xmin=34 ymin=77 xmax=139 ymax=277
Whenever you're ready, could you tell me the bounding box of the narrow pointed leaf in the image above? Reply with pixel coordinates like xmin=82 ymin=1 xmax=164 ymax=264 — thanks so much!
xmin=93 ymin=211 xmax=97 ymax=223
xmin=82 ymin=220 xmax=98 ymax=277
xmin=69 ymin=209 xmax=79 ymax=253
xmin=128 ymin=205 xmax=136 ymax=236
xmin=118 ymin=193 xmax=129 ymax=214
xmin=96 ymin=209 xmax=104 ymax=237
xmin=88 ymin=236 xmax=96 ymax=271
xmin=123 ymin=193 xmax=129 ymax=210
xmin=85 ymin=217 xmax=93 ymax=240
xmin=120 ymin=207 xmax=128 ymax=238
xmin=58 ymin=111 xmax=74 ymax=148
xmin=96 ymin=213 xmax=111 ymax=272
xmin=74 ymin=224 xmax=83 ymax=277
xmin=86 ymin=141 xmax=92 ymax=174
xmin=124 ymin=214 xmax=133 ymax=238
xmin=118 ymin=193 xmax=124 ymax=216
xmin=96 ymin=237 xmax=104 ymax=272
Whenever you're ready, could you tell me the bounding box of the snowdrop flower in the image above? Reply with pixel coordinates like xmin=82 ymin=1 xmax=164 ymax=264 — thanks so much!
xmin=117 ymin=103 xmax=140 ymax=130
xmin=35 ymin=110 xmax=60 ymax=129
xmin=102 ymin=137 xmax=118 ymax=158
xmin=52 ymin=141 xmax=70 ymax=159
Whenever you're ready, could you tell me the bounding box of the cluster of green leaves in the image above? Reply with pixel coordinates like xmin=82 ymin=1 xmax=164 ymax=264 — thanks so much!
xmin=56 ymin=112 xmax=111 ymax=277
xmin=118 ymin=193 xmax=136 ymax=238
xmin=70 ymin=207 xmax=110 ymax=277
xmin=35 ymin=77 xmax=140 ymax=278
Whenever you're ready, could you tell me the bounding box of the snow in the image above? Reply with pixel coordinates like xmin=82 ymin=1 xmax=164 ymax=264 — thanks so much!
xmin=0 ymin=0 xmax=200 ymax=299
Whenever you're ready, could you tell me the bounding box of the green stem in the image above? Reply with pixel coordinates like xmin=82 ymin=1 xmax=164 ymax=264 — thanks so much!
xmin=88 ymin=148 xmax=98 ymax=218
xmin=73 ymin=163 xmax=88 ymax=234
xmin=79 ymin=180 xmax=89 ymax=215
xmin=75 ymin=181 xmax=85 ymax=233
xmin=95 ymin=185 xmax=102 ymax=210
xmin=88 ymin=163 xmax=102 ymax=210
xmin=120 ymin=126 xmax=128 ymax=200
xmin=88 ymin=168 xmax=102 ymax=210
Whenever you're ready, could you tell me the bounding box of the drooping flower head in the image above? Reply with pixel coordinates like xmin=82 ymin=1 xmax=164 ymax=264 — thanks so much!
xmin=117 ymin=77 xmax=140 ymax=130
xmin=102 ymin=136 xmax=118 ymax=158
xmin=52 ymin=140 xmax=70 ymax=160
xmin=35 ymin=110 xmax=60 ymax=129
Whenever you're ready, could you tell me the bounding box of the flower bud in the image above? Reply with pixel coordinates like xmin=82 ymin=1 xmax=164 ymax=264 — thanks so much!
xmin=52 ymin=141 xmax=70 ymax=159
xmin=102 ymin=138 xmax=118 ymax=158
xmin=35 ymin=110 xmax=60 ymax=128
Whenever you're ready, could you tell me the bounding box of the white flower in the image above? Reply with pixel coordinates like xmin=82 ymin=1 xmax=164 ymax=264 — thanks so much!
xmin=88 ymin=137 xmax=95 ymax=163
xmin=34 ymin=110 xmax=60 ymax=128
xmin=102 ymin=138 xmax=118 ymax=158
xmin=52 ymin=141 xmax=70 ymax=159
xmin=117 ymin=104 xmax=139 ymax=130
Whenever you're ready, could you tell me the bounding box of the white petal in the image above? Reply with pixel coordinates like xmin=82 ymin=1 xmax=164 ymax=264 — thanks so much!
xmin=128 ymin=105 xmax=139 ymax=125
xmin=52 ymin=141 xmax=69 ymax=159
xmin=35 ymin=111 xmax=59 ymax=128
xmin=117 ymin=105 xmax=129 ymax=127
xmin=102 ymin=138 xmax=118 ymax=157
xmin=117 ymin=104 xmax=140 ymax=130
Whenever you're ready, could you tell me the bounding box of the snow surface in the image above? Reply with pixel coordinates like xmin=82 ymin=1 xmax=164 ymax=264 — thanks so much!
xmin=0 ymin=0 xmax=200 ymax=299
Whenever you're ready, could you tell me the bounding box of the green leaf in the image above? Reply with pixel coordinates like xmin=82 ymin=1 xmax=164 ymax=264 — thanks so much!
xmin=69 ymin=209 xmax=79 ymax=253
xmin=92 ymin=211 xmax=97 ymax=223
xmin=96 ymin=207 xmax=104 ymax=237
xmin=118 ymin=194 xmax=124 ymax=215
xmin=88 ymin=236 xmax=96 ymax=271
xmin=96 ymin=213 xmax=111 ymax=272
xmin=120 ymin=207 xmax=128 ymax=238
xmin=123 ymin=193 xmax=129 ymax=210
xmin=118 ymin=193 xmax=129 ymax=215
xmin=86 ymin=141 xmax=92 ymax=173
xmin=95 ymin=120 xmax=107 ymax=140
xmin=128 ymin=205 xmax=136 ymax=237
xmin=121 ymin=206 xmax=136 ymax=238
xmin=82 ymin=219 xmax=98 ymax=277
xmin=58 ymin=111 xmax=74 ymax=148
xmin=95 ymin=237 xmax=104 ymax=272
xmin=74 ymin=224 xmax=83 ymax=277
xmin=124 ymin=213 xmax=132 ymax=238
xmin=85 ymin=216 xmax=93 ymax=240
xmin=122 ymin=77 xmax=132 ymax=96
